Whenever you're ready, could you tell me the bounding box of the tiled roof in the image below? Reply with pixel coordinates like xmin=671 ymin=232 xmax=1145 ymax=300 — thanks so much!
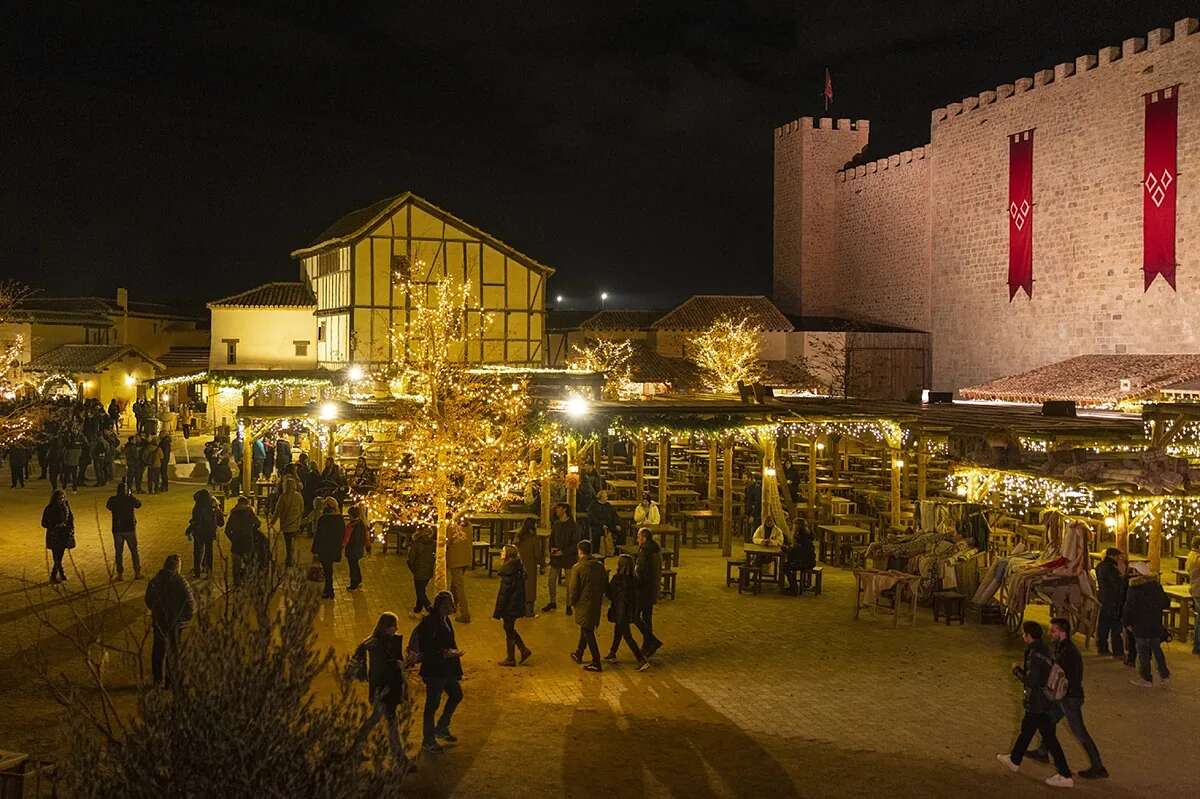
xmin=158 ymin=346 xmax=210 ymax=369
xmin=579 ymin=310 xmax=662 ymax=331
xmin=626 ymin=340 xmax=700 ymax=387
xmin=25 ymin=344 xmax=163 ymax=374
xmin=208 ymin=282 xmax=316 ymax=309
xmin=15 ymin=296 xmax=200 ymax=322
xmin=652 ymin=296 xmax=793 ymax=332
xmin=959 ymin=354 xmax=1200 ymax=406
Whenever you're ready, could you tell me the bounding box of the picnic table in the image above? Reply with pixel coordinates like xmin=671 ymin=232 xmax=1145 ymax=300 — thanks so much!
xmin=742 ymin=543 xmax=782 ymax=585
xmin=1165 ymin=584 xmax=1195 ymax=644
xmin=679 ymin=509 xmax=722 ymax=547
xmin=818 ymin=524 xmax=871 ymax=567
xmin=466 ymin=512 xmax=537 ymax=546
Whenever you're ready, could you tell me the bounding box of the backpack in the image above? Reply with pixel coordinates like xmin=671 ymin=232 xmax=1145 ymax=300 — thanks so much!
xmin=1043 ymin=661 xmax=1069 ymax=702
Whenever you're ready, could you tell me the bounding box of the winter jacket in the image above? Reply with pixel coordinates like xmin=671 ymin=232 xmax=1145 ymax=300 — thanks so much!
xmin=63 ymin=442 xmax=82 ymax=467
xmin=42 ymin=501 xmax=75 ymax=550
xmin=634 ymin=537 xmax=663 ymax=607
xmin=568 ymin=555 xmax=608 ymax=628
xmin=1122 ymin=574 xmax=1169 ymax=638
xmin=355 ymin=633 xmax=407 ymax=706
xmin=225 ymin=505 xmax=263 ymax=557
xmin=493 ymin=558 xmax=527 ymax=620
xmin=1051 ymin=638 xmax=1085 ymax=700
xmin=586 ymin=500 xmax=622 ymax=539
xmin=272 ymin=477 xmax=304 ymax=533
xmin=407 ymin=533 xmax=436 ymax=580
xmin=515 ymin=530 xmax=540 ymax=602
xmin=189 ymin=490 xmax=224 ymax=542
xmin=1016 ymin=638 xmax=1055 ymax=715
xmin=312 ymin=512 xmax=345 ymax=563
xmin=633 ymin=502 xmax=661 ymax=527
xmin=344 ymin=518 xmax=368 ymax=560
xmin=1187 ymin=550 xmax=1200 ymax=600
xmin=1095 ymin=556 xmax=1125 ymax=612
xmin=412 ymin=614 xmax=463 ymax=681
xmin=606 ymin=572 xmax=640 ymax=625
xmin=145 ymin=569 xmax=195 ymax=632
xmin=784 ymin=531 xmax=817 ymax=572
xmin=105 ymin=492 xmax=142 ymax=533
xmin=548 ymin=519 xmax=582 ymax=569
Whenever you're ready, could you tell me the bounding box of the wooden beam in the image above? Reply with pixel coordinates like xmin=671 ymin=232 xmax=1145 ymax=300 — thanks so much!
xmin=566 ymin=437 xmax=578 ymax=513
xmin=1115 ymin=499 xmax=1129 ymax=555
xmin=657 ymin=438 xmax=670 ymax=522
xmin=807 ymin=440 xmax=817 ymax=525
xmin=1149 ymin=506 xmax=1163 ymax=576
xmin=721 ymin=439 xmax=733 ymax=557
xmin=707 ymin=438 xmax=718 ymax=507
xmin=635 ymin=436 xmax=645 ymax=499
xmin=917 ymin=446 xmax=928 ymax=503
xmin=890 ymin=447 xmax=901 ymax=529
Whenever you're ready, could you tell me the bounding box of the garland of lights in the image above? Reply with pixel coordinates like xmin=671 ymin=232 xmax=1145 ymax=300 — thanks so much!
xmin=153 ymin=370 xmax=209 ymax=388
xmin=36 ymin=373 xmax=78 ymax=397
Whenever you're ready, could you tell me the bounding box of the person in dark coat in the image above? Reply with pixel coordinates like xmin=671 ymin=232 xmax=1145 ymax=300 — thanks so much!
xmin=1028 ymin=618 xmax=1107 ymax=779
xmin=144 ymin=554 xmax=195 ymax=688
xmin=311 ymin=497 xmax=344 ymax=599
xmin=62 ymin=435 xmax=82 ymax=491
xmin=224 ymin=497 xmax=265 ymax=587
xmin=41 ymin=489 xmax=75 ymax=583
xmin=188 ymin=488 xmax=223 ymax=577
xmin=406 ymin=527 xmax=436 ymax=616
xmin=106 ymin=398 xmax=120 ymax=427
xmin=744 ymin=475 xmax=763 ymax=531
xmin=105 ymin=480 xmax=143 ymax=580
xmin=8 ymin=442 xmax=28 ymax=488
xmin=158 ymin=432 xmax=172 ymax=492
xmin=1123 ymin=562 xmax=1171 ymax=687
xmin=47 ymin=436 xmax=64 ymax=491
xmin=543 ymin=503 xmax=580 ymax=613
xmin=605 ymin=554 xmax=649 ymax=670
xmin=1094 ymin=547 xmax=1125 ymax=658
xmin=585 ymin=489 xmax=623 ymax=551
xmin=568 ymin=540 xmax=608 ymax=672
xmin=344 ymin=503 xmax=369 ymax=591
xmin=634 ymin=527 xmax=664 ymax=656
xmin=353 ymin=612 xmax=411 ymax=772
xmin=997 ymin=621 xmax=1073 ymax=787
xmin=513 ymin=518 xmax=540 ymax=617
xmin=275 ymin=437 xmax=293 ymax=475
xmin=262 ymin=436 xmax=275 ymax=482
xmin=493 ymin=545 xmax=532 ymax=666
xmin=34 ymin=436 xmax=49 ymax=481
xmin=782 ymin=519 xmax=817 ymax=594
xmin=410 ymin=591 xmax=464 ymax=753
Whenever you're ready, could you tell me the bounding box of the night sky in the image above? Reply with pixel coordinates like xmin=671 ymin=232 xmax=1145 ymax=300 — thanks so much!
xmin=3 ymin=1 xmax=1195 ymax=312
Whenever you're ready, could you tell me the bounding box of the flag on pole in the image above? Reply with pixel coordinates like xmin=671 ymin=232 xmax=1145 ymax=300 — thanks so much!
xmin=824 ymin=68 xmax=833 ymax=110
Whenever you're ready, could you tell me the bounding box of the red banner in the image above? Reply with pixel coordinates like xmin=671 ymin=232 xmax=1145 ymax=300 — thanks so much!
xmin=1144 ymin=86 xmax=1179 ymax=290
xmin=1008 ymin=130 xmax=1034 ymax=300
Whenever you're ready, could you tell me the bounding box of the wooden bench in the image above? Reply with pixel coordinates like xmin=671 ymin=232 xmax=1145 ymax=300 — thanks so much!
xmin=737 ymin=563 xmax=762 ymax=595
xmin=932 ymin=590 xmax=966 ymax=625
xmin=660 ymin=569 xmax=677 ymax=599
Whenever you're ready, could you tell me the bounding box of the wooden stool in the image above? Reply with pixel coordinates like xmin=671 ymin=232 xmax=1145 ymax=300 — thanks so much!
xmin=933 ymin=591 xmax=966 ymax=625
xmin=725 ymin=557 xmax=746 ymax=587
xmin=660 ymin=570 xmax=677 ymax=599
xmin=738 ymin=564 xmax=762 ymax=595
xmin=470 ymin=540 xmax=490 ymax=569
xmin=802 ymin=566 xmax=823 ymax=596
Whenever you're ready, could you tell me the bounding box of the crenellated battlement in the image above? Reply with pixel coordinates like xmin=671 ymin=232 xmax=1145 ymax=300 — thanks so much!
xmin=776 ymin=116 xmax=870 ymax=138
xmin=837 ymin=146 xmax=930 ymax=183
xmin=930 ymin=17 xmax=1198 ymax=128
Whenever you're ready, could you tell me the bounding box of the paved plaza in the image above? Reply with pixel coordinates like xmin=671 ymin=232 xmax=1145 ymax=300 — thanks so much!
xmin=0 ymin=475 xmax=1197 ymax=797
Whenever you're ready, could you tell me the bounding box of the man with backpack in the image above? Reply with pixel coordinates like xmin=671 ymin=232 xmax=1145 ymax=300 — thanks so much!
xmin=997 ymin=620 xmax=1073 ymax=788
xmin=1027 ymin=618 xmax=1107 ymax=779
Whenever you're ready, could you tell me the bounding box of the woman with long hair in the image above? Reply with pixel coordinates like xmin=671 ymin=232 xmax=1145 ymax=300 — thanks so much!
xmin=344 ymin=503 xmax=369 ymax=591
xmin=605 ymin=554 xmax=649 ymax=671
xmin=41 ymin=489 xmax=75 ymax=583
xmin=513 ymin=517 xmax=540 ymax=617
xmin=493 ymin=545 xmax=533 ymax=666
xmin=354 ymin=611 xmax=412 ymax=773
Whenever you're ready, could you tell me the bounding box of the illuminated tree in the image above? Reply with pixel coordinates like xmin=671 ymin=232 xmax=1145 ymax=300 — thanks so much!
xmin=569 ymin=337 xmax=635 ymax=399
xmin=0 ymin=280 xmax=31 ymax=396
xmin=368 ymin=271 xmax=543 ymax=589
xmin=687 ymin=314 xmax=764 ymax=393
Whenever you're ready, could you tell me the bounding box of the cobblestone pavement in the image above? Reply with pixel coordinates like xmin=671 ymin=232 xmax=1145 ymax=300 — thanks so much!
xmin=0 ymin=474 xmax=1197 ymax=797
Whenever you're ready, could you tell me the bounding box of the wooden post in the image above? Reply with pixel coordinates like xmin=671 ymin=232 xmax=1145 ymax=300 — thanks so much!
xmin=706 ymin=439 xmax=718 ymax=506
xmin=807 ymin=440 xmax=817 ymax=525
xmin=243 ymin=427 xmax=256 ymax=498
xmin=890 ymin=447 xmax=901 ymax=529
xmin=829 ymin=435 xmax=840 ymax=481
xmin=1149 ymin=504 xmax=1163 ymax=575
xmin=540 ymin=443 xmax=553 ymax=531
xmin=917 ymin=446 xmax=928 ymax=503
xmin=721 ymin=439 xmax=733 ymax=557
xmin=657 ymin=438 xmax=670 ymax=522
xmin=634 ymin=436 xmax=645 ymax=499
xmin=1115 ymin=500 xmax=1129 ymax=556
xmin=566 ymin=438 xmax=578 ymax=513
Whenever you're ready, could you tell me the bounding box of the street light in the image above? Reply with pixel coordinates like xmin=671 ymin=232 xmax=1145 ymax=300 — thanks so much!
xmin=318 ymin=401 xmax=339 ymax=421
xmin=565 ymin=395 xmax=590 ymax=418
xmin=600 ymin=291 xmax=609 ymax=309
xmin=555 ymin=294 xmax=564 ymax=303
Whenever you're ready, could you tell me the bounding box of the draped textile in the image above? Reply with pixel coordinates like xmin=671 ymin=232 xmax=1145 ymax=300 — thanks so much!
xmin=1008 ymin=129 xmax=1035 ymax=300
xmin=1144 ymin=86 xmax=1180 ymax=290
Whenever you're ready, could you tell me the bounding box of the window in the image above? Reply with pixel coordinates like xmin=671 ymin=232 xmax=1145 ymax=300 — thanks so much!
xmin=223 ymin=339 xmax=238 ymax=365
xmin=294 ymin=340 xmax=309 ymax=357
xmin=317 ymin=322 xmax=326 ymax=342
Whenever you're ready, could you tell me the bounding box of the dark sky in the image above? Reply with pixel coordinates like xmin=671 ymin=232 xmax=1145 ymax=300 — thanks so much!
xmin=3 ymin=1 xmax=1195 ymax=312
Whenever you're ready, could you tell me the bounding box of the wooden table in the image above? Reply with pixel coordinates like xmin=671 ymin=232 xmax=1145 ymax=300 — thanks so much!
xmin=607 ymin=478 xmax=639 ymax=499
xmin=643 ymin=524 xmax=683 ymax=567
xmin=1165 ymin=584 xmax=1194 ymax=644
xmin=818 ymin=524 xmax=871 ymax=567
xmin=466 ymin=512 xmax=536 ymax=546
xmin=834 ymin=513 xmax=876 ymax=536
xmin=743 ymin=543 xmax=782 ymax=585
xmin=679 ymin=509 xmax=722 ymax=547
xmin=853 ymin=569 xmax=921 ymax=626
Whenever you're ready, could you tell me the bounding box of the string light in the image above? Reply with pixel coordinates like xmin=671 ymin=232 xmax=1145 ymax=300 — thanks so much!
xmin=152 ymin=370 xmax=209 ymax=388
xmin=688 ymin=314 xmax=764 ymax=393
xmin=568 ymin=339 xmax=636 ymax=399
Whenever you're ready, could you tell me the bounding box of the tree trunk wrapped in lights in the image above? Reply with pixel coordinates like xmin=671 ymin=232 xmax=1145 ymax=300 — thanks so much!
xmin=687 ymin=314 xmax=764 ymax=393
xmin=366 ymin=272 xmax=544 ymax=591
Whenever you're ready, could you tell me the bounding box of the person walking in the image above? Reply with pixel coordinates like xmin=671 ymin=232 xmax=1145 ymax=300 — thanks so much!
xmin=568 ymin=539 xmax=608 ymax=672
xmin=34 ymin=436 xmax=49 ymax=481
xmin=1094 ymin=547 xmax=1126 ymax=658
xmin=344 ymin=504 xmax=369 ymax=591
xmin=494 ymin=545 xmax=533 ymax=666
xmin=41 ymin=489 xmax=75 ymax=583
xmin=225 ymin=496 xmax=265 ymax=587
xmin=353 ymin=612 xmax=412 ymax=773
xmin=585 ymin=489 xmax=623 ymax=551
xmin=1123 ymin=561 xmax=1171 ymax=687
xmin=8 ymin=442 xmax=28 ymax=488
xmin=411 ymin=591 xmax=464 ymax=754
xmin=158 ymin=431 xmax=172 ymax=492
xmin=406 ymin=527 xmax=436 ymax=617
xmin=90 ymin=436 xmax=108 ymax=487
xmin=105 ymin=480 xmax=143 ymax=580
xmin=188 ymin=488 xmax=223 ymax=577
xmin=1027 ymin=618 xmax=1107 ymax=779
xmin=633 ymin=527 xmax=664 ymax=657
xmin=271 ymin=475 xmax=304 ymax=567
xmin=62 ymin=436 xmax=81 ymax=492
xmin=124 ymin=436 xmax=142 ymax=493
xmin=1187 ymin=537 xmax=1200 ymax=655
xmin=542 ymin=502 xmax=580 ymax=614
xmin=144 ymin=554 xmax=195 ymax=688
xmin=143 ymin=437 xmax=163 ymax=494
xmin=513 ymin=518 xmax=540 ymax=617
xmin=605 ymin=554 xmax=650 ymax=670
xmin=312 ymin=497 xmax=344 ymax=599
xmin=997 ymin=620 xmax=1073 ymax=788
xmin=445 ymin=521 xmax=472 ymax=623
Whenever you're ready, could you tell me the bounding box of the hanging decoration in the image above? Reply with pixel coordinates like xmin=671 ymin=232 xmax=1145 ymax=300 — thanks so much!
xmin=1143 ymin=85 xmax=1180 ymax=291
xmin=1008 ymin=129 xmax=1035 ymax=300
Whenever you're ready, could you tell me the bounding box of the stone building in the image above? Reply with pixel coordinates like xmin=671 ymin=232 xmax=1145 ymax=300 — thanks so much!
xmin=774 ymin=17 xmax=1200 ymax=395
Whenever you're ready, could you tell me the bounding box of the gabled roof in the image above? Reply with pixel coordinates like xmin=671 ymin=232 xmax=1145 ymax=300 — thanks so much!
xmin=625 ymin=340 xmax=701 ymax=386
xmin=959 ymin=354 xmax=1200 ymax=406
xmin=290 ymin=192 xmax=555 ymax=275
xmin=24 ymin=344 xmax=164 ymax=374
xmin=652 ymin=296 xmax=793 ymax=332
xmin=208 ymin=282 xmax=316 ymax=309
xmin=579 ymin=310 xmax=662 ymax=331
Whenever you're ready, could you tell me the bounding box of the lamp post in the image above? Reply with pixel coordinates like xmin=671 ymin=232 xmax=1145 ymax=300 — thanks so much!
xmin=600 ymin=291 xmax=609 ymax=309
